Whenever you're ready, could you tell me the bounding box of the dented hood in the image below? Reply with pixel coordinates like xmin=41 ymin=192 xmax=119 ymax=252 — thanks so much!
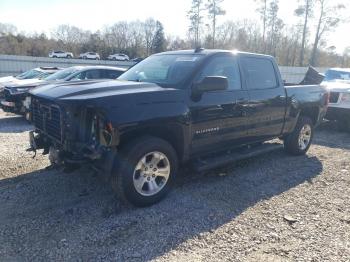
xmin=29 ymin=80 xmax=182 ymax=105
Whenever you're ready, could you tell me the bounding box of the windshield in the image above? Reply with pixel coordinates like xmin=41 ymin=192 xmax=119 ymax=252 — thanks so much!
xmin=44 ymin=68 xmax=79 ymax=81
xmin=16 ymin=69 xmax=42 ymax=80
xmin=324 ymin=69 xmax=350 ymax=82
xmin=118 ymin=54 xmax=204 ymax=87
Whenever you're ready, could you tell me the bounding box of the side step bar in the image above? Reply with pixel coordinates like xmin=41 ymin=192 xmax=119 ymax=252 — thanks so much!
xmin=192 ymin=143 xmax=284 ymax=173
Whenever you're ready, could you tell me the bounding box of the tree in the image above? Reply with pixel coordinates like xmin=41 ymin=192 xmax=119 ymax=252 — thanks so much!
xmin=295 ymin=0 xmax=313 ymax=66
xmin=144 ymin=18 xmax=158 ymax=56
xmin=152 ymin=21 xmax=166 ymax=53
xmin=266 ymin=0 xmax=284 ymax=56
xmin=310 ymin=0 xmax=345 ymax=66
xmin=254 ymin=0 xmax=268 ymax=52
xmin=188 ymin=0 xmax=205 ymax=47
xmin=0 ymin=23 xmax=17 ymax=36
xmin=206 ymin=0 xmax=226 ymax=48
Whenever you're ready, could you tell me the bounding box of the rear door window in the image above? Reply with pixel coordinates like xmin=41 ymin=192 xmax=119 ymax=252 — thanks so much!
xmin=241 ymin=57 xmax=278 ymax=90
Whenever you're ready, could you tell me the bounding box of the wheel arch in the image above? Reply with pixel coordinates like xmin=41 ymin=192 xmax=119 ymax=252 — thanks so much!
xmin=118 ymin=124 xmax=187 ymax=162
xmin=299 ymin=106 xmax=320 ymax=125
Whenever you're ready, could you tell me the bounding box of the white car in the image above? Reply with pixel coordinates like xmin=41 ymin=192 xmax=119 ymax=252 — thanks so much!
xmin=49 ymin=51 xmax=74 ymax=59
xmin=0 ymin=67 xmax=60 ymax=96
xmin=79 ymin=52 xmax=100 ymax=60
xmin=323 ymin=68 xmax=350 ymax=131
xmin=107 ymin=53 xmax=129 ymax=61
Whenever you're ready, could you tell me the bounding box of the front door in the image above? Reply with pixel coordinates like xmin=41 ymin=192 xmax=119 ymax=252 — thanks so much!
xmin=189 ymin=54 xmax=250 ymax=156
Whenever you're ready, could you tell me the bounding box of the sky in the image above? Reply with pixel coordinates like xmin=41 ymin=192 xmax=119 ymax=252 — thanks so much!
xmin=0 ymin=0 xmax=349 ymax=52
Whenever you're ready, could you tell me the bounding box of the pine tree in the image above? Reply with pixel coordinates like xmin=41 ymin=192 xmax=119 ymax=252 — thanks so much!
xmin=188 ymin=0 xmax=205 ymax=47
xmin=206 ymin=0 xmax=226 ymax=48
xmin=152 ymin=21 xmax=166 ymax=54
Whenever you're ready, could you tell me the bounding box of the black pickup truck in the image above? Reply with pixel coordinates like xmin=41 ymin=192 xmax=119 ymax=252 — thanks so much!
xmin=28 ymin=49 xmax=328 ymax=206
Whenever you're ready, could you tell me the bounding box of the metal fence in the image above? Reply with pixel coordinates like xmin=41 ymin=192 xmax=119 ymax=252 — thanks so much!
xmin=0 ymin=54 xmax=328 ymax=83
xmin=0 ymin=54 xmax=135 ymax=77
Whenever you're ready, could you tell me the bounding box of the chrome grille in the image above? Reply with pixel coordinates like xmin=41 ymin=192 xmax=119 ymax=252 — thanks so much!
xmin=32 ymin=98 xmax=63 ymax=141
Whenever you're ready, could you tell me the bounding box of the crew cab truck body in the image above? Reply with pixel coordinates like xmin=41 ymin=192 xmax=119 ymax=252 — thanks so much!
xmin=28 ymin=50 xmax=328 ymax=207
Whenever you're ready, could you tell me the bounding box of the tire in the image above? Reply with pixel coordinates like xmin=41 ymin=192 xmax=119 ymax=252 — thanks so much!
xmin=67 ymin=55 xmax=72 ymax=59
xmin=53 ymin=56 xmax=57 ymax=58
xmin=83 ymin=56 xmax=87 ymax=59
xmin=284 ymin=116 xmax=314 ymax=155
xmin=111 ymin=136 xmax=178 ymax=207
xmin=112 ymin=57 xmax=117 ymax=61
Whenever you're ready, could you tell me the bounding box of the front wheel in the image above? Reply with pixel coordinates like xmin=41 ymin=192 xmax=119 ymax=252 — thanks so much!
xmin=284 ymin=116 xmax=314 ymax=155
xmin=111 ymin=136 xmax=178 ymax=207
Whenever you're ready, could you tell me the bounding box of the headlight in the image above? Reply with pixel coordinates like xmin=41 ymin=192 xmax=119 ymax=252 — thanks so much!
xmin=340 ymin=93 xmax=350 ymax=103
xmin=10 ymin=87 xmax=31 ymax=94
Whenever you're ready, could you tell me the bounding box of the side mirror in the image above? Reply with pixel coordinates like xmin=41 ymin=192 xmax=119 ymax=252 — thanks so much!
xmin=193 ymin=76 xmax=229 ymax=95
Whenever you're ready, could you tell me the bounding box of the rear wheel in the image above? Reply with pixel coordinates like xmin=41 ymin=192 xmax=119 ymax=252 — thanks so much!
xmin=111 ymin=136 xmax=178 ymax=207
xmin=284 ymin=116 xmax=314 ymax=155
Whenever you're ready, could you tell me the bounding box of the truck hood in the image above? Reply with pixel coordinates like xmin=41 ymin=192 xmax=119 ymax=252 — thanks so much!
xmin=0 ymin=76 xmax=16 ymax=84
xmin=5 ymin=78 xmax=46 ymax=88
xmin=30 ymin=80 xmax=182 ymax=104
xmin=322 ymin=81 xmax=350 ymax=93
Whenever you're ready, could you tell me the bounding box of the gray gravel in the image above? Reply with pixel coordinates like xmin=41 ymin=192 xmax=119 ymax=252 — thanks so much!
xmin=0 ymin=109 xmax=349 ymax=262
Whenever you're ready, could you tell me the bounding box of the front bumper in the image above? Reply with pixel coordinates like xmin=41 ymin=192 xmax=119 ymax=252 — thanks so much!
xmin=1 ymin=99 xmax=19 ymax=113
xmin=325 ymin=106 xmax=350 ymax=121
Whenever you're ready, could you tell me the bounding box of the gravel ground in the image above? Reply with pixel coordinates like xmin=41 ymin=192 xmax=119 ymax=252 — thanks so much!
xmin=0 ymin=109 xmax=349 ymax=262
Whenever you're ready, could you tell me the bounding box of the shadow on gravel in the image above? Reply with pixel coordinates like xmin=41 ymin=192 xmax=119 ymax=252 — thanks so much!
xmin=0 ymin=150 xmax=323 ymax=260
xmin=314 ymin=122 xmax=350 ymax=150
xmin=0 ymin=115 xmax=32 ymax=133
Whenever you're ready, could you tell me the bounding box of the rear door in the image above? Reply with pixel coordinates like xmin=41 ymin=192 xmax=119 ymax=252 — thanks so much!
xmin=189 ymin=54 xmax=250 ymax=155
xmin=240 ymin=56 xmax=287 ymax=142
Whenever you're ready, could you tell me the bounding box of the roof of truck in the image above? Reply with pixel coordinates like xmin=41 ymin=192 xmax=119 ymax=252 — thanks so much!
xmin=159 ymin=49 xmax=274 ymax=59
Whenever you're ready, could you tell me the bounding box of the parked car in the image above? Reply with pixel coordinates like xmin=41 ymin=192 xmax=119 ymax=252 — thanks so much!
xmin=79 ymin=52 xmax=100 ymax=60
xmin=49 ymin=51 xmax=74 ymax=59
xmin=0 ymin=67 xmax=61 ymax=99
xmin=322 ymin=68 xmax=350 ymax=131
xmin=1 ymin=66 xmax=126 ymax=118
xmin=28 ymin=49 xmax=328 ymax=207
xmin=107 ymin=53 xmax=129 ymax=61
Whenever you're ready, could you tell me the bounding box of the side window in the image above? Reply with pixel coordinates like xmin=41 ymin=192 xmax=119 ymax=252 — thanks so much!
xmin=241 ymin=57 xmax=278 ymax=90
xmin=85 ymin=70 xmax=102 ymax=79
xmin=103 ymin=70 xmax=123 ymax=79
xmin=197 ymin=56 xmax=241 ymax=90
xmin=70 ymin=71 xmax=86 ymax=80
